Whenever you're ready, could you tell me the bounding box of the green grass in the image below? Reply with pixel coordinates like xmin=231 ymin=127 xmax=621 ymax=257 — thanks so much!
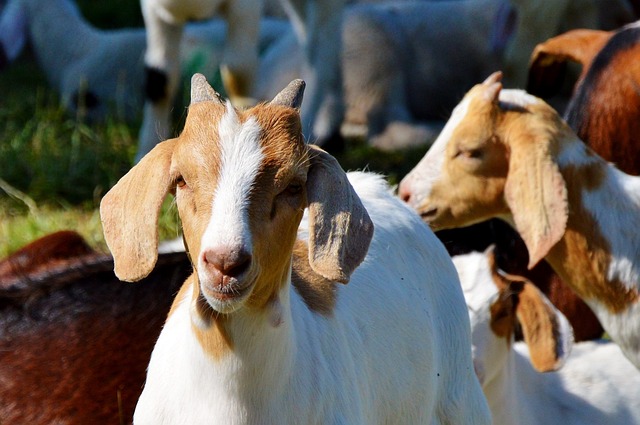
xmin=0 ymin=6 xmax=426 ymax=258
xmin=0 ymin=54 xmax=184 ymax=257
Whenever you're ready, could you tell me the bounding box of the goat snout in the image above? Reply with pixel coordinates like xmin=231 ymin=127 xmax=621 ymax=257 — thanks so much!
xmin=398 ymin=183 xmax=413 ymax=204
xmin=202 ymin=247 xmax=252 ymax=287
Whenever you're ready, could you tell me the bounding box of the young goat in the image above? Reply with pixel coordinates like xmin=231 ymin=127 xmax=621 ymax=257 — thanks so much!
xmin=453 ymin=248 xmax=640 ymax=425
xmin=399 ymin=72 xmax=640 ymax=368
xmin=100 ymin=74 xmax=490 ymax=424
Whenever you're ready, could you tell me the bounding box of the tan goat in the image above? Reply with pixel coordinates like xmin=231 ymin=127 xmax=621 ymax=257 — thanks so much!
xmin=399 ymin=71 xmax=640 ymax=369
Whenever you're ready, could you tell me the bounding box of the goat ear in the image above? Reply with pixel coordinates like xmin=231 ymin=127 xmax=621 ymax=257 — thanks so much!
xmin=515 ymin=282 xmax=574 ymax=372
xmin=100 ymin=139 xmax=177 ymax=282
xmin=305 ymin=145 xmax=374 ymax=284
xmin=504 ymin=134 xmax=568 ymax=269
xmin=527 ymin=29 xmax=611 ymax=97
xmin=270 ymin=79 xmax=305 ymax=110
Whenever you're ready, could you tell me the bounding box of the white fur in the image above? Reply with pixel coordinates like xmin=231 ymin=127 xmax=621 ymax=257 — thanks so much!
xmin=198 ymin=104 xmax=263 ymax=312
xmin=134 ymin=172 xmax=491 ymax=424
xmin=0 ymin=0 xmax=288 ymax=124
xmin=138 ymin=0 xmax=346 ymax=161
xmin=258 ymin=0 xmax=601 ymax=151
xmin=452 ymin=251 xmax=640 ymax=425
xmin=401 ymin=86 xmax=640 ymax=369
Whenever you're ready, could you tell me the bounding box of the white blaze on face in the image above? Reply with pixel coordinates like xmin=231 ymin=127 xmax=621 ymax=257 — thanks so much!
xmin=199 ymin=102 xmax=264 ymax=261
xmin=401 ymin=96 xmax=471 ymax=206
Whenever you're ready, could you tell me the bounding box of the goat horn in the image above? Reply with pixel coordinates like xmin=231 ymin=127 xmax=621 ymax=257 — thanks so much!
xmin=190 ymin=73 xmax=222 ymax=105
xmin=270 ymin=79 xmax=305 ymax=110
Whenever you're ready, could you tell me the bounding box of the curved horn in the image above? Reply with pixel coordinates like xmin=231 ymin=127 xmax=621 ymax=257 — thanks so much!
xmin=190 ymin=73 xmax=222 ymax=105
xmin=270 ymin=79 xmax=305 ymax=110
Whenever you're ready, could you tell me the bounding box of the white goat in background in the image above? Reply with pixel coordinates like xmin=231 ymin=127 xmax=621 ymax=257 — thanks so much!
xmin=139 ymin=0 xmax=346 ymax=162
xmin=400 ymin=71 xmax=640 ymax=368
xmin=100 ymin=73 xmax=491 ymax=424
xmin=0 ymin=0 xmax=288 ymax=124
xmin=256 ymin=0 xmax=601 ymax=151
xmin=453 ymin=248 xmax=640 ymax=425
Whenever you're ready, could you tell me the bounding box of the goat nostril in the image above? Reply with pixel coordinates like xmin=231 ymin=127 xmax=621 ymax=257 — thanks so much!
xmin=203 ymin=248 xmax=252 ymax=277
xmin=398 ymin=184 xmax=412 ymax=204
xmin=400 ymin=191 xmax=411 ymax=204
xmin=226 ymin=252 xmax=251 ymax=277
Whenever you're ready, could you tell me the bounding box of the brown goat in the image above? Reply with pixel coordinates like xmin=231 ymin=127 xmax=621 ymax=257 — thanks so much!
xmin=0 ymin=231 xmax=190 ymax=424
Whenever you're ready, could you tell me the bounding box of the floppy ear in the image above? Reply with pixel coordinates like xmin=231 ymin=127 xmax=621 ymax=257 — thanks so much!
xmin=305 ymin=145 xmax=374 ymax=284
xmin=504 ymin=133 xmax=568 ymax=269
xmin=527 ymin=29 xmax=612 ymax=97
xmin=488 ymin=255 xmax=574 ymax=373
xmin=100 ymin=138 xmax=177 ymax=282
xmin=514 ymin=282 xmax=574 ymax=372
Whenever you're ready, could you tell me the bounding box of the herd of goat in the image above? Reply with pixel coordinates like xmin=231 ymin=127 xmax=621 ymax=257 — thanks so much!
xmin=2 ymin=0 xmax=640 ymax=423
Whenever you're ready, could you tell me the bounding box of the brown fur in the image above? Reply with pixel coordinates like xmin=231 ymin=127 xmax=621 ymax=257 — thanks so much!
xmin=546 ymin=162 xmax=639 ymax=312
xmin=291 ymin=240 xmax=337 ymax=316
xmin=0 ymin=231 xmax=94 ymax=284
xmin=101 ymin=77 xmax=372 ymax=364
xmin=500 ymin=93 xmax=639 ymax=314
xmin=488 ymin=251 xmax=564 ymax=372
xmin=528 ymin=29 xmax=613 ymax=98
xmin=0 ymin=232 xmax=189 ymax=424
xmin=417 ymin=75 xmax=636 ymax=332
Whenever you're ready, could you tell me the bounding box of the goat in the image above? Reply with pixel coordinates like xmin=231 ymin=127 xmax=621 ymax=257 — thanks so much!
xmin=453 ymin=248 xmax=640 ymax=425
xmin=470 ymin=21 xmax=640 ymax=342
xmin=432 ymin=21 xmax=640 ymax=342
xmin=0 ymin=0 xmax=288 ymax=124
xmin=399 ymin=71 xmax=640 ymax=368
xmin=528 ymin=21 xmax=640 ymax=175
xmin=256 ymin=0 xmax=604 ymax=151
xmin=0 ymin=230 xmax=190 ymax=424
xmin=138 ymin=0 xmax=346 ymax=162
xmin=100 ymin=73 xmax=491 ymax=424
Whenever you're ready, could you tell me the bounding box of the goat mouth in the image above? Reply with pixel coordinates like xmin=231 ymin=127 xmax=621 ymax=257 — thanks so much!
xmin=419 ymin=207 xmax=438 ymax=221
xmin=200 ymin=278 xmax=254 ymax=304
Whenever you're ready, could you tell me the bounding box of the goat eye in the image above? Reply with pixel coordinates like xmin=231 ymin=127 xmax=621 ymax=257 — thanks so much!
xmin=456 ymin=148 xmax=483 ymax=160
xmin=175 ymin=175 xmax=187 ymax=188
xmin=285 ymin=182 xmax=303 ymax=196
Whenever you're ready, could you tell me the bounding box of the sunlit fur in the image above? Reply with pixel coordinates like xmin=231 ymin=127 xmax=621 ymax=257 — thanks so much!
xmin=400 ymin=78 xmax=640 ymax=368
xmin=453 ymin=251 xmax=640 ymax=425
xmin=131 ymin=96 xmax=490 ymax=423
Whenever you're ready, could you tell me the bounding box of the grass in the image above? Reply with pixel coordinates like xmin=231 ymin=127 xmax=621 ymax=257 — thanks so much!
xmin=0 ymin=53 xmax=184 ymax=257
xmin=0 ymin=4 xmax=426 ymax=258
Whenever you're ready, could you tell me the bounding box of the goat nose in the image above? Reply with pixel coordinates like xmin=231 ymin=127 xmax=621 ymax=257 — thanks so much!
xmin=202 ymin=247 xmax=252 ymax=277
xmin=398 ymin=183 xmax=413 ymax=204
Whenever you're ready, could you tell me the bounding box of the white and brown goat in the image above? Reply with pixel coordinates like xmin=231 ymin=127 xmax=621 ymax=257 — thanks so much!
xmin=453 ymin=248 xmax=640 ymax=425
xmin=100 ymin=74 xmax=490 ymax=424
xmin=399 ymin=72 xmax=640 ymax=368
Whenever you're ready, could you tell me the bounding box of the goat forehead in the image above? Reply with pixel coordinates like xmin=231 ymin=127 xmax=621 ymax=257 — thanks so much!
xmin=409 ymin=95 xmax=472 ymax=184
xmin=201 ymin=103 xmax=264 ymax=248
